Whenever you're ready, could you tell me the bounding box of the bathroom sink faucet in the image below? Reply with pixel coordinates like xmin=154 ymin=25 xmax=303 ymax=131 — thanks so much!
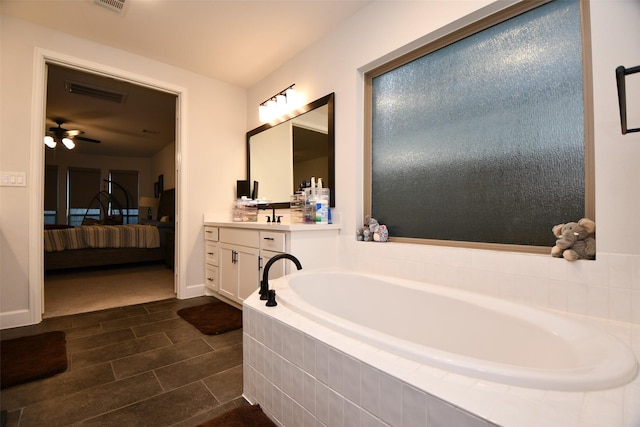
xmin=259 ymin=204 xmax=281 ymax=223
xmin=260 ymin=253 xmax=302 ymax=306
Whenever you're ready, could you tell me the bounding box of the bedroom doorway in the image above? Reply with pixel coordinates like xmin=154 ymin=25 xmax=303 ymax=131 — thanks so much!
xmin=42 ymin=62 xmax=179 ymax=318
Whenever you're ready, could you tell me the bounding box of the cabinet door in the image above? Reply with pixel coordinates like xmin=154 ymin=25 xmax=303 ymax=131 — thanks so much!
xmin=219 ymin=244 xmax=238 ymax=301
xmin=237 ymin=246 xmax=260 ymax=302
xmin=220 ymin=243 xmax=259 ymax=303
xmin=260 ymin=249 xmax=286 ymax=284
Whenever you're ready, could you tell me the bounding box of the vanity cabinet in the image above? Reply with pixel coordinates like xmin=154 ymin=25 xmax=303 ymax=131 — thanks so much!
xmin=204 ymin=226 xmax=219 ymax=292
xmin=203 ymin=221 xmax=340 ymax=305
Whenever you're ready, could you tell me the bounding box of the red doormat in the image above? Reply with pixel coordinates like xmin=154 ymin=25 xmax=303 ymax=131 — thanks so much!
xmin=1 ymin=331 xmax=68 ymax=389
xmin=198 ymin=404 xmax=276 ymax=427
xmin=177 ymin=301 xmax=242 ymax=335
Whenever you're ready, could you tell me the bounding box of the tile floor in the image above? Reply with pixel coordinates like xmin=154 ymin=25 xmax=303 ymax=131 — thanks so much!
xmin=1 ymin=296 xmax=247 ymax=427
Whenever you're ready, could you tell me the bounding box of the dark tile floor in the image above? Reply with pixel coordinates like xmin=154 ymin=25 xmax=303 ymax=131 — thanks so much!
xmin=0 ymin=296 xmax=247 ymax=427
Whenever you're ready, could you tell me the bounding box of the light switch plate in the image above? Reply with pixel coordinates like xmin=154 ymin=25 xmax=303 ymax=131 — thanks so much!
xmin=0 ymin=171 xmax=27 ymax=187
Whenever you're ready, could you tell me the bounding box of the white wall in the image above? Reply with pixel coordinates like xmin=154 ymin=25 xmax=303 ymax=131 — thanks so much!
xmin=247 ymin=0 xmax=640 ymax=324
xmin=152 ymin=142 xmax=176 ymax=193
xmin=0 ymin=14 xmax=247 ymax=328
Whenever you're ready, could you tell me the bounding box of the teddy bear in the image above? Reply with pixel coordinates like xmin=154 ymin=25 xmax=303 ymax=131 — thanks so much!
xmin=357 ymin=216 xmax=389 ymax=242
xmin=551 ymin=218 xmax=595 ymax=261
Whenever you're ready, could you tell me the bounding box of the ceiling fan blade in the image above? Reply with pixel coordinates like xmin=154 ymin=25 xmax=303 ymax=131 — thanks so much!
xmin=75 ymin=135 xmax=101 ymax=144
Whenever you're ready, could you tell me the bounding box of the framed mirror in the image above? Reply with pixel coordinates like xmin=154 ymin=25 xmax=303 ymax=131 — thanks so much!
xmin=247 ymin=93 xmax=335 ymax=208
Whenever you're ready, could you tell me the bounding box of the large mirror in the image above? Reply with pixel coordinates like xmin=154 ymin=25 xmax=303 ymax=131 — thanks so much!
xmin=247 ymin=93 xmax=335 ymax=208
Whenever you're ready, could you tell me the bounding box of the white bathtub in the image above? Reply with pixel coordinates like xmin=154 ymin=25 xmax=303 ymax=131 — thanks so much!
xmin=273 ymin=269 xmax=637 ymax=391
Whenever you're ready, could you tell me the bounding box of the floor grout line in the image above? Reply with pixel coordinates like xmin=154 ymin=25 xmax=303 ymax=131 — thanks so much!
xmin=2 ymin=294 xmax=244 ymax=426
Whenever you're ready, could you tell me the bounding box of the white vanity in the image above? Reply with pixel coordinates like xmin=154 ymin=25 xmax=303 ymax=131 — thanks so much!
xmin=203 ymin=220 xmax=340 ymax=306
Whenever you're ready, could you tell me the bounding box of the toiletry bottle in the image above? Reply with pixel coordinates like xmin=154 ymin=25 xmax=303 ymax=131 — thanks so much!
xmin=316 ymin=199 xmax=328 ymax=224
xmin=304 ymin=179 xmax=316 ymax=223
xmin=315 ymin=181 xmax=329 ymax=224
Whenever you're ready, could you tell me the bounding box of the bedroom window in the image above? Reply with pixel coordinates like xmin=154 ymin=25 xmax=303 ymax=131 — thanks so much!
xmin=67 ymin=167 xmax=101 ymax=226
xmin=364 ymin=0 xmax=593 ymax=251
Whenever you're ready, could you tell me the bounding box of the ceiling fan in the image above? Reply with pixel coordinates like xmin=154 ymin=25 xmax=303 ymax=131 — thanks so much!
xmin=44 ymin=119 xmax=101 ymax=149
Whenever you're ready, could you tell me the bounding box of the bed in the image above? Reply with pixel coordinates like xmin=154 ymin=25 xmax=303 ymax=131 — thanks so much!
xmin=44 ymin=188 xmax=175 ymax=272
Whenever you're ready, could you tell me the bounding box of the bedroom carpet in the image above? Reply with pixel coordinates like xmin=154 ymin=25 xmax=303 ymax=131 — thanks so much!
xmin=197 ymin=404 xmax=276 ymax=427
xmin=44 ymin=262 xmax=175 ymax=318
xmin=0 ymin=296 xmax=246 ymax=427
xmin=177 ymin=301 xmax=242 ymax=335
xmin=0 ymin=331 xmax=68 ymax=389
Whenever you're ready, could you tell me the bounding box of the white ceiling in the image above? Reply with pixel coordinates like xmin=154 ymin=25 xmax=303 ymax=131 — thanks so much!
xmin=4 ymin=0 xmax=370 ymax=157
xmin=2 ymin=0 xmax=370 ymax=88
xmin=45 ymin=63 xmax=178 ymax=157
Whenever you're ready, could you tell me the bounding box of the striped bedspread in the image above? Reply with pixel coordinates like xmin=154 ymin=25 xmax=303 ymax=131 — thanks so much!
xmin=44 ymin=225 xmax=161 ymax=252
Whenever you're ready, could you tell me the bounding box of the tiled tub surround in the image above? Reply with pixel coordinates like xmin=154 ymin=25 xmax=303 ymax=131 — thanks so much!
xmin=341 ymin=243 xmax=640 ymax=326
xmin=243 ymin=285 xmax=640 ymax=427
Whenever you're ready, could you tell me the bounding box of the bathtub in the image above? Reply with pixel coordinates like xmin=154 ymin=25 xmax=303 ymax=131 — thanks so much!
xmin=272 ymin=269 xmax=637 ymax=391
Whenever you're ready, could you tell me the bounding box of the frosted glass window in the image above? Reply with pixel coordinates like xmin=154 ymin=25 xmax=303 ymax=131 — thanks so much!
xmin=370 ymin=0 xmax=587 ymax=247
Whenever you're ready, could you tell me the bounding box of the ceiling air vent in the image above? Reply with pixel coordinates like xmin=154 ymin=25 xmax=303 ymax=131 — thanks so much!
xmin=66 ymin=80 xmax=128 ymax=104
xmin=94 ymin=0 xmax=126 ymax=13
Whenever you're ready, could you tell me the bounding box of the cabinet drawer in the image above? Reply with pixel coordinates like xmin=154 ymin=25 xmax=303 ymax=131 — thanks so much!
xmin=220 ymin=228 xmax=259 ymax=247
xmin=204 ymin=226 xmax=219 ymax=241
xmin=205 ymin=241 xmax=218 ymax=266
xmin=205 ymin=264 xmax=218 ymax=292
xmin=260 ymin=231 xmax=286 ymax=252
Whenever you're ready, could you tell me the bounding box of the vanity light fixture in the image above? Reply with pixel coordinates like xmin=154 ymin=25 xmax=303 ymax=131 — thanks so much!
xmin=259 ymin=84 xmax=298 ymax=123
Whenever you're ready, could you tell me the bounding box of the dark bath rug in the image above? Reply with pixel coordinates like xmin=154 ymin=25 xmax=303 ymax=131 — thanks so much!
xmin=0 ymin=330 xmax=68 ymax=389
xmin=197 ymin=404 xmax=276 ymax=427
xmin=177 ymin=300 xmax=242 ymax=335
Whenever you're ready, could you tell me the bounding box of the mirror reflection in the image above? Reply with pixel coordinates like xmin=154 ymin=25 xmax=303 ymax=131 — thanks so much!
xmin=247 ymin=93 xmax=335 ymax=208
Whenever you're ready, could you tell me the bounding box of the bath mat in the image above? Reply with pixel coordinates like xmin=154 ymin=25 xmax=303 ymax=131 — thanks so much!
xmin=1 ymin=331 xmax=68 ymax=389
xmin=177 ymin=301 xmax=242 ymax=335
xmin=197 ymin=404 xmax=276 ymax=427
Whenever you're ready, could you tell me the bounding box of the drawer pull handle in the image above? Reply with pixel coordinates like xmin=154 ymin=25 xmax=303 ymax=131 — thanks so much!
xmin=207 ymin=252 xmax=215 ymax=255
xmin=206 ymin=230 xmax=213 ymax=234
xmin=263 ymin=237 xmax=275 ymax=241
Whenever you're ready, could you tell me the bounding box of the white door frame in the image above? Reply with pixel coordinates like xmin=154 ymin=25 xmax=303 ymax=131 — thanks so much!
xmin=29 ymin=48 xmax=186 ymax=324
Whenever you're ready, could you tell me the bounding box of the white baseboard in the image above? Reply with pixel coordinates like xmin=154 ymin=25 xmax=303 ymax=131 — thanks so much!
xmin=0 ymin=308 xmax=37 ymax=330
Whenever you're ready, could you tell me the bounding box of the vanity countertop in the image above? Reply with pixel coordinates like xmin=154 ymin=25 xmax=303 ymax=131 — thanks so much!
xmin=204 ymin=220 xmax=341 ymax=232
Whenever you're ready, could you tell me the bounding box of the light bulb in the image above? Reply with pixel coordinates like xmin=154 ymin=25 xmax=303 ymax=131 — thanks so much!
xmin=62 ymin=137 xmax=75 ymax=149
xmin=286 ymin=88 xmax=298 ymax=109
xmin=265 ymin=99 xmax=277 ymax=122
xmin=259 ymin=104 xmax=269 ymax=122
xmin=44 ymin=136 xmax=57 ymax=148
xmin=276 ymin=94 xmax=287 ymax=116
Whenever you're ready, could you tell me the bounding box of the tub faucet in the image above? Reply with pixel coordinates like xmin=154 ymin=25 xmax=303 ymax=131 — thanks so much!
xmin=260 ymin=253 xmax=302 ymax=306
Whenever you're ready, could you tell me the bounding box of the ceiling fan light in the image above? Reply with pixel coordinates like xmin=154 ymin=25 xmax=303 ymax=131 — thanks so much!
xmin=44 ymin=136 xmax=57 ymax=148
xmin=62 ymin=137 xmax=75 ymax=149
